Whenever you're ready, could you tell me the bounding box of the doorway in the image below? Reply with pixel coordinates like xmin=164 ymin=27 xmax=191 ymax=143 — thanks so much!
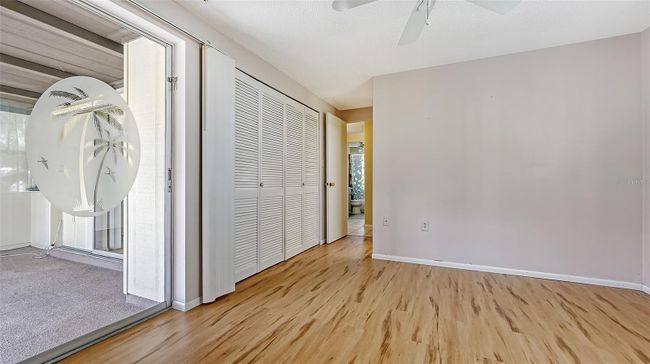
xmin=346 ymin=122 xmax=372 ymax=237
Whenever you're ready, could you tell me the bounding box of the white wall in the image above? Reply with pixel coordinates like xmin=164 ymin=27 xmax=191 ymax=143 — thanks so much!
xmin=642 ymin=27 xmax=650 ymax=288
xmin=374 ymin=34 xmax=644 ymax=284
xmin=0 ymin=192 xmax=30 ymax=250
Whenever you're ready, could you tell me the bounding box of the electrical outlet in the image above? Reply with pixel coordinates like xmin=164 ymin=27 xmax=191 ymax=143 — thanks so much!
xmin=420 ymin=220 xmax=430 ymax=232
xmin=382 ymin=216 xmax=390 ymax=226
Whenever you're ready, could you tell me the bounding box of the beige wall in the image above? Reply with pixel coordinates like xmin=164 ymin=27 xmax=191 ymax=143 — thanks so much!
xmin=338 ymin=107 xmax=374 ymax=226
xmin=641 ymin=28 xmax=650 ymax=287
xmin=374 ymin=34 xmax=644 ymax=283
xmin=347 ymin=132 xmax=364 ymax=143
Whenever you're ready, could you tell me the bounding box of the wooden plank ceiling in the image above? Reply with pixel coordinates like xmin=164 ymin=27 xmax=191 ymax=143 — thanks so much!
xmin=0 ymin=0 xmax=141 ymax=111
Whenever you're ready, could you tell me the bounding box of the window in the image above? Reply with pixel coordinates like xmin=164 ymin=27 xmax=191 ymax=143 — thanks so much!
xmin=0 ymin=110 xmax=29 ymax=192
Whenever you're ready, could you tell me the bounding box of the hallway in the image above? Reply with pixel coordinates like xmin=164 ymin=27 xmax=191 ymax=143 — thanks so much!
xmin=348 ymin=214 xmax=372 ymax=237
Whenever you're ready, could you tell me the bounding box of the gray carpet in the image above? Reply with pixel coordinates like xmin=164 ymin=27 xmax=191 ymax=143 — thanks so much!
xmin=0 ymin=247 xmax=157 ymax=364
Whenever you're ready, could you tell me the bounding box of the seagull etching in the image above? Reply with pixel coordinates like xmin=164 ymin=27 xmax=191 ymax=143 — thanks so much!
xmin=37 ymin=156 xmax=48 ymax=169
xmin=105 ymin=167 xmax=116 ymax=182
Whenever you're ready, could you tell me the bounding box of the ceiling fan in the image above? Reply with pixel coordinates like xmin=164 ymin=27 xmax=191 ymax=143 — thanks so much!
xmin=332 ymin=0 xmax=522 ymax=45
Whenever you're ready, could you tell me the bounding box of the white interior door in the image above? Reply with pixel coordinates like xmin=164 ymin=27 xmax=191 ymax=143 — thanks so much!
xmin=284 ymin=98 xmax=304 ymax=259
xmin=259 ymin=84 xmax=285 ymax=270
xmin=326 ymin=113 xmax=348 ymax=243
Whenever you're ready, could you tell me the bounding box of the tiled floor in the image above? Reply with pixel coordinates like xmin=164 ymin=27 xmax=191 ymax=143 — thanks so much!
xmin=348 ymin=214 xmax=372 ymax=237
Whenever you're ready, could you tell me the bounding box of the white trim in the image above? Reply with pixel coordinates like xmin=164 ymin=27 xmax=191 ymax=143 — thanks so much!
xmin=372 ymin=254 xmax=643 ymax=291
xmin=320 ymin=239 xmax=326 ymax=245
xmin=0 ymin=242 xmax=30 ymax=251
xmin=172 ymin=296 xmax=202 ymax=312
xmin=642 ymin=285 xmax=650 ymax=295
xmin=91 ymin=249 xmax=123 ymax=260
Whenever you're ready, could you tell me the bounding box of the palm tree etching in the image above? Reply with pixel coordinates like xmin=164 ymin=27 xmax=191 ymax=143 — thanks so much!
xmin=90 ymin=130 xmax=132 ymax=212
xmin=50 ymin=88 xmax=124 ymax=140
xmin=50 ymin=87 xmax=129 ymax=213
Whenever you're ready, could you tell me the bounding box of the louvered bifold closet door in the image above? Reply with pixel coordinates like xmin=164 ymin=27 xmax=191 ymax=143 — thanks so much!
xmin=284 ymin=98 xmax=304 ymax=259
xmin=259 ymin=84 xmax=285 ymax=271
xmin=234 ymin=72 xmax=261 ymax=281
xmin=302 ymin=108 xmax=320 ymax=249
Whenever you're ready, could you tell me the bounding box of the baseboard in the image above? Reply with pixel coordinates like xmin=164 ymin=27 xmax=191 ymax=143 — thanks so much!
xmin=51 ymin=247 xmax=122 ymax=272
xmin=172 ymin=296 xmax=202 ymax=312
xmin=642 ymin=285 xmax=650 ymax=295
xmin=320 ymin=239 xmax=326 ymax=245
xmin=372 ymin=253 xmax=643 ymax=291
xmin=0 ymin=242 xmax=30 ymax=251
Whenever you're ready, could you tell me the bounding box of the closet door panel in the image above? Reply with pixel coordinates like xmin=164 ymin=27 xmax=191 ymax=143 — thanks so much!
xmin=234 ymin=192 xmax=258 ymax=281
xmin=259 ymin=85 xmax=284 ymax=270
xmin=234 ymin=72 xmax=260 ymax=281
xmin=285 ymin=101 xmax=303 ymax=189
xmin=302 ymin=108 xmax=320 ymax=249
xmin=303 ymin=109 xmax=319 ymax=188
xmin=260 ymin=88 xmax=284 ymax=189
xmin=302 ymin=192 xmax=319 ymax=249
xmin=285 ymin=99 xmax=304 ymax=259
xmin=235 ymin=76 xmax=261 ymax=189
xmin=259 ymin=194 xmax=284 ymax=270
xmin=285 ymin=194 xmax=302 ymax=258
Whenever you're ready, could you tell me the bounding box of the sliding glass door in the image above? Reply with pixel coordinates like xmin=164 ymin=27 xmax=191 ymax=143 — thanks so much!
xmin=0 ymin=0 xmax=172 ymax=361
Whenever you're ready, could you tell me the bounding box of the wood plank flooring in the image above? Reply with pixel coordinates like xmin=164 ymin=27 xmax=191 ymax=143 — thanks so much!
xmin=65 ymin=236 xmax=650 ymax=363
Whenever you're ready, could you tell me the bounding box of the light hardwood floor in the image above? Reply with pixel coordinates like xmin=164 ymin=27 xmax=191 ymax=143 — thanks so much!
xmin=66 ymin=236 xmax=650 ymax=363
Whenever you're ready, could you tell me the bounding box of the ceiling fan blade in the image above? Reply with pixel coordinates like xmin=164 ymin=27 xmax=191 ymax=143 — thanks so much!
xmin=398 ymin=0 xmax=434 ymax=46
xmin=466 ymin=0 xmax=521 ymax=14
xmin=332 ymin=0 xmax=378 ymax=12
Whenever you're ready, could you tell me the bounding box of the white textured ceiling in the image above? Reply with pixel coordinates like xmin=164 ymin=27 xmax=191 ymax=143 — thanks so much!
xmin=177 ymin=0 xmax=650 ymax=110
